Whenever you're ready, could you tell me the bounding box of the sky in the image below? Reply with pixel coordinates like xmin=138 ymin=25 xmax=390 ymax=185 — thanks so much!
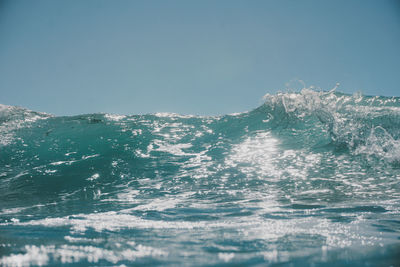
xmin=0 ymin=0 xmax=399 ymax=116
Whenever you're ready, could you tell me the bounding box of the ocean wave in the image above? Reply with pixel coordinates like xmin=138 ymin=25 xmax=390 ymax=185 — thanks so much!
xmin=1 ymin=90 xmax=400 ymax=266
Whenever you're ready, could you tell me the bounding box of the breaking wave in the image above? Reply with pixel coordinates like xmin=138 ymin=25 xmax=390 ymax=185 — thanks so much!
xmin=1 ymin=89 xmax=400 ymax=266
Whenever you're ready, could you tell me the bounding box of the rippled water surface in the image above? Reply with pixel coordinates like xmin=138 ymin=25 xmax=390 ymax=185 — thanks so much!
xmin=1 ymin=90 xmax=400 ymax=266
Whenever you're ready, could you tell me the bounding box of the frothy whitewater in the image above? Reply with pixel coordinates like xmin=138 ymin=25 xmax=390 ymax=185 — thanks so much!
xmin=1 ymin=89 xmax=400 ymax=266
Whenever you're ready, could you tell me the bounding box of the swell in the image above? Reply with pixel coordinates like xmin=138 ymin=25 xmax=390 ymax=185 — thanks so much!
xmin=2 ymin=90 xmax=400 ymax=154
xmin=1 ymin=90 xmax=400 ymax=209
xmin=1 ymin=91 xmax=400 ymax=266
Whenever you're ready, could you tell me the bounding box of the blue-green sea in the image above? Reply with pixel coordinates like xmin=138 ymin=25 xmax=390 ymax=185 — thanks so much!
xmin=1 ymin=90 xmax=400 ymax=266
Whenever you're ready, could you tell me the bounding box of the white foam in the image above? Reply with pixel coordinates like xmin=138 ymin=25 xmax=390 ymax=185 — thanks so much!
xmin=0 ymin=207 xmax=26 ymax=215
xmin=264 ymin=88 xmax=400 ymax=163
xmin=104 ymin=114 xmax=126 ymax=121
xmin=149 ymin=140 xmax=193 ymax=156
xmin=2 ymin=209 xmax=389 ymax=250
xmin=0 ymin=243 xmax=168 ymax=267
xmin=153 ymin=112 xmax=198 ymax=119
xmin=354 ymin=126 xmax=400 ymax=163
xmin=218 ymin=252 xmax=235 ymax=262
xmin=49 ymin=160 xmax=76 ymax=166
xmin=64 ymin=236 xmax=102 ymax=243
xmin=87 ymin=173 xmax=100 ymax=181
xmin=0 ymin=245 xmax=50 ymax=267
xmin=81 ymin=154 xmax=100 ymax=160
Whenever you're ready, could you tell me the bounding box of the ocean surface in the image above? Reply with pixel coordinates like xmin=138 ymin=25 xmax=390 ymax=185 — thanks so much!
xmin=1 ymin=89 xmax=400 ymax=266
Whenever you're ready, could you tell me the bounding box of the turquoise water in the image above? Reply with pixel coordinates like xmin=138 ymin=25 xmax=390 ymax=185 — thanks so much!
xmin=1 ymin=90 xmax=400 ymax=266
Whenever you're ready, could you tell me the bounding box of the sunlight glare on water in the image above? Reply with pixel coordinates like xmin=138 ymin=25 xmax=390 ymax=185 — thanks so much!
xmin=1 ymin=90 xmax=400 ymax=266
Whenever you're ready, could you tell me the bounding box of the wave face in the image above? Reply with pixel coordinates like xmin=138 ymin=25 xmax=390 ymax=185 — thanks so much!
xmin=1 ymin=90 xmax=400 ymax=266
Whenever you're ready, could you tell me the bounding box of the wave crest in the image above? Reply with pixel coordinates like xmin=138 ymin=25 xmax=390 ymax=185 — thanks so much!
xmin=261 ymin=89 xmax=400 ymax=162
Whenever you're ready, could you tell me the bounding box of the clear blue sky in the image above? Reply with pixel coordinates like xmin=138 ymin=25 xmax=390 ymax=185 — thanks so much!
xmin=1 ymin=0 xmax=399 ymax=116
